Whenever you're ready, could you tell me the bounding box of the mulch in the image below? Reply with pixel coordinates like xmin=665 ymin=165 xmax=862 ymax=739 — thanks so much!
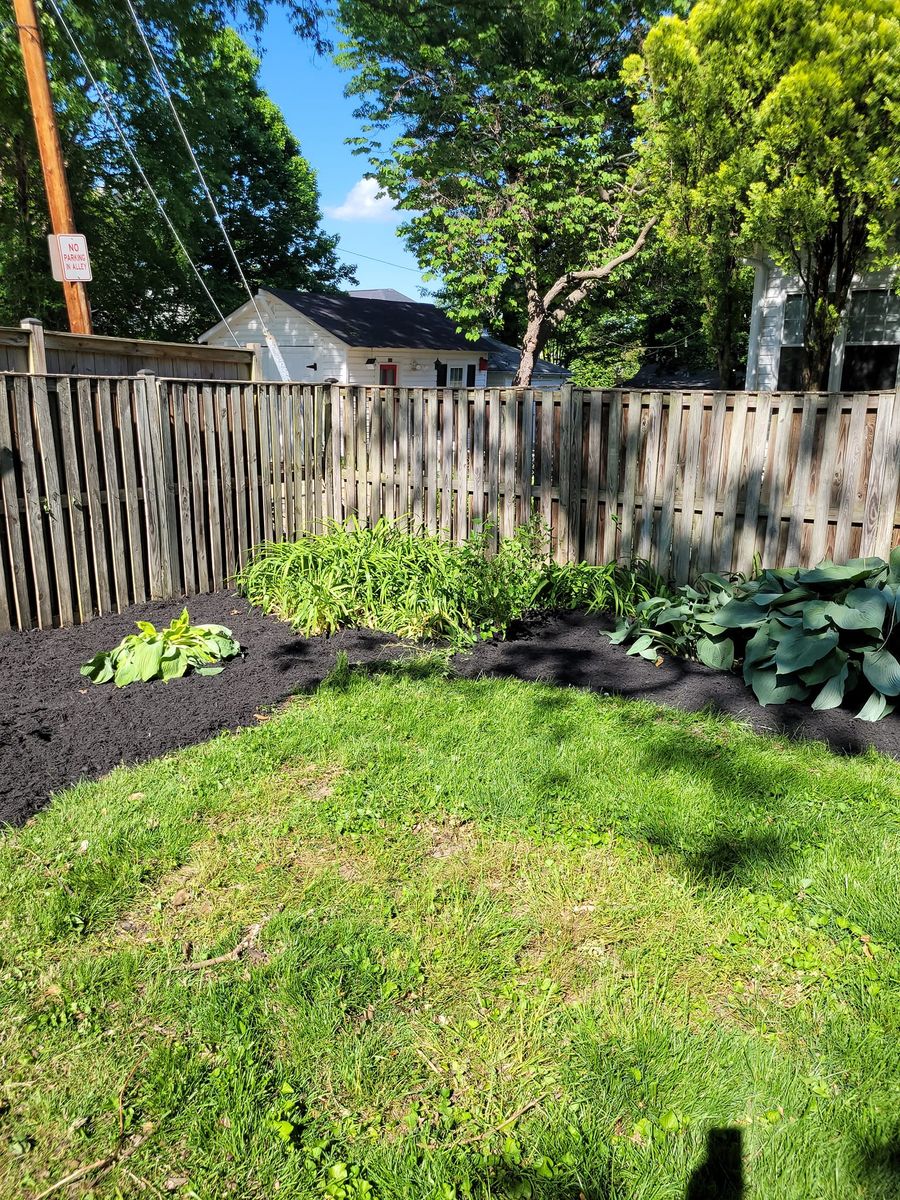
xmin=2 ymin=597 xmax=899 ymax=828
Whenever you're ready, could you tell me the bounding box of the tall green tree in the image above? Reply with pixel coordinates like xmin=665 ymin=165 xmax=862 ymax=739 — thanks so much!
xmin=626 ymin=0 xmax=900 ymax=390
xmin=338 ymin=0 xmax=669 ymax=385
xmin=0 ymin=0 xmax=352 ymax=337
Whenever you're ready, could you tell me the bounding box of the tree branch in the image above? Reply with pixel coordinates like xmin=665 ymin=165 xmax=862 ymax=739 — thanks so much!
xmin=541 ymin=216 xmax=657 ymax=318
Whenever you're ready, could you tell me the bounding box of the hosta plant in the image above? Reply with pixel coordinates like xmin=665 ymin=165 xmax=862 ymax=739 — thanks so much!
xmin=606 ymin=572 xmax=741 ymax=669
xmin=608 ymin=551 xmax=900 ymax=721
xmin=81 ymin=609 xmax=240 ymax=688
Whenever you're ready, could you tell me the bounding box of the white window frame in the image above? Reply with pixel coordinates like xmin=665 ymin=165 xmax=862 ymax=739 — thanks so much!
xmin=447 ymin=365 xmax=464 ymax=386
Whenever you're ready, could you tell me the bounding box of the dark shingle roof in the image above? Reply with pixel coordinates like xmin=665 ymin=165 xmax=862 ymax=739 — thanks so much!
xmin=348 ymin=288 xmax=414 ymax=302
xmin=266 ymin=289 xmax=491 ymax=351
xmin=479 ymin=335 xmax=571 ymax=379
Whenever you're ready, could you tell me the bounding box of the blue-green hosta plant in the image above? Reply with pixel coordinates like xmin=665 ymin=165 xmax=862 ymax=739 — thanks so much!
xmin=81 ymin=609 xmax=240 ymax=688
xmin=606 ymin=572 xmax=741 ymax=669
xmin=608 ymin=552 xmax=900 ymax=721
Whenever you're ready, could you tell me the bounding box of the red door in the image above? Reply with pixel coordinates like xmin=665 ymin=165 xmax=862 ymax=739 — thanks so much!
xmin=379 ymin=363 xmax=398 ymax=385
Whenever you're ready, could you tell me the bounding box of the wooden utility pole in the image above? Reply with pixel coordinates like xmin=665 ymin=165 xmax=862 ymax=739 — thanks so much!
xmin=13 ymin=0 xmax=92 ymax=334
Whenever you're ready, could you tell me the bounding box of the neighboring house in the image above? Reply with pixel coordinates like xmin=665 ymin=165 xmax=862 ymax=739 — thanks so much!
xmin=200 ymin=289 xmax=569 ymax=388
xmin=479 ymin=334 xmax=571 ymax=389
xmin=745 ymin=258 xmax=900 ymax=392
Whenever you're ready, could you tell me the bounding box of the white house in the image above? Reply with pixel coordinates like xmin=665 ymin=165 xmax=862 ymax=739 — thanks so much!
xmin=200 ymin=288 xmax=569 ymax=389
xmin=745 ymin=258 xmax=900 ymax=392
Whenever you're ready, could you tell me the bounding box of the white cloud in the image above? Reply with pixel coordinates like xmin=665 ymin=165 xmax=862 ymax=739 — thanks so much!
xmin=325 ymin=177 xmax=397 ymax=222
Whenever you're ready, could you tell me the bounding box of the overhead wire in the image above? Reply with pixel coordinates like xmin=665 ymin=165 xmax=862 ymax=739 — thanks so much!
xmin=44 ymin=0 xmax=244 ymax=348
xmin=123 ymin=0 xmax=291 ymax=379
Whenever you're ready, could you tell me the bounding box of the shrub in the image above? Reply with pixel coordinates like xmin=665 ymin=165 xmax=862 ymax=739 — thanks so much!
xmin=608 ymin=552 xmax=900 ymax=721
xmin=81 ymin=609 xmax=240 ymax=688
xmin=237 ymin=518 xmax=664 ymax=647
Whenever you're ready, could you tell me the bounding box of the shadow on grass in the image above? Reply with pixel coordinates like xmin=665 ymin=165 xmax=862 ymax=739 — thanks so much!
xmin=686 ymin=1128 xmax=744 ymax=1199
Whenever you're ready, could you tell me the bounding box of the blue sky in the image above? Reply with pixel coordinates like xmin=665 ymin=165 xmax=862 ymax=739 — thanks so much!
xmin=254 ymin=8 xmax=431 ymax=298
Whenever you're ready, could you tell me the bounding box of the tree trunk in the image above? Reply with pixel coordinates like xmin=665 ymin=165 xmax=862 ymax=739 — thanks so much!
xmin=512 ymin=315 xmax=547 ymax=386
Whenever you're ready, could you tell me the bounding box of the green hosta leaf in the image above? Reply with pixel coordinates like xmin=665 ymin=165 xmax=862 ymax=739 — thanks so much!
xmin=715 ymin=599 xmax=768 ymax=629
xmin=856 ymin=691 xmax=894 ymax=722
xmin=80 ymin=651 xmax=115 ymax=684
xmin=888 ymin=546 xmax=900 ymax=586
xmin=797 ymin=561 xmax=882 ymax=587
xmin=697 ymin=636 xmax=734 ymax=670
xmin=160 ymin=649 xmax=189 ymax=680
xmin=195 ymin=665 xmax=225 ymax=675
xmin=802 ymin=600 xmax=834 ymax=630
xmin=862 ymin=649 xmax=900 ymax=697
xmin=132 ymin=637 xmax=164 ymax=682
xmin=811 ymin=663 xmax=849 ymax=710
xmin=743 ymin=625 xmax=776 ymax=672
xmin=626 ymin=634 xmax=659 ymax=660
xmin=800 ymin=648 xmax=849 ymax=686
xmin=135 ymin=621 xmax=157 ymax=637
xmin=774 ymin=627 xmax=838 ymax=674
xmin=748 ymin=667 xmax=810 ymax=707
xmin=114 ymin=657 xmax=141 ymax=688
xmin=605 ymin=623 xmax=632 ymax=645
xmin=824 ymin=588 xmax=889 ymax=632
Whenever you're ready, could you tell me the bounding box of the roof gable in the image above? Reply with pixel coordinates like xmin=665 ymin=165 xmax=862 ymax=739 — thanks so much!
xmin=265 ymin=289 xmax=490 ymax=352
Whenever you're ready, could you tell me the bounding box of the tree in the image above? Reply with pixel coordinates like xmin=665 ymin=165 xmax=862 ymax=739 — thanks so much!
xmin=338 ymin=0 xmax=669 ymax=385
xmin=626 ymin=0 xmax=900 ymax=390
xmin=0 ymin=0 xmax=352 ymax=337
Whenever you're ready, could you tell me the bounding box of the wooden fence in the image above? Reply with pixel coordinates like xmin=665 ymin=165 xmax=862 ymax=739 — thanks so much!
xmin=0 ymin=321 xmax=255 ymax=379
xmin=2 ymin=375 xmax=900 ymax=631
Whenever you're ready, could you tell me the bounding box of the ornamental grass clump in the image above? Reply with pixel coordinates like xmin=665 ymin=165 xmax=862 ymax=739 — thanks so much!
xmin=609 ymin=551 xmax=900 ymax=721
xmin=237 ymin=518 xmax=663 ymax=647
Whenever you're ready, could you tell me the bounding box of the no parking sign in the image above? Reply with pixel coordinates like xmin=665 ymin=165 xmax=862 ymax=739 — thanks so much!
xmin=47 ymin=233 xmax=92 ymax=282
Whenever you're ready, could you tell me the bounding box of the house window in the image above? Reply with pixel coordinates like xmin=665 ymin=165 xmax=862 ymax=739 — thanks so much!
xmin=448 ymin=365 xmax=464 ymax=386
xmin=776 ymin=293 xmax=808 ymax=389
xmin=781 ymin=293 xmax=807 ymax=345
xmin=379 ymin=363 xmax=398 ymax=385
xmin=841 ymin=289 xmax=900 ymax=391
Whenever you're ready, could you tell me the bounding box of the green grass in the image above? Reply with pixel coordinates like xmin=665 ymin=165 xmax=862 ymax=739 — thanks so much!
xmin=2 ymin=665 xmax=900 ymax=1198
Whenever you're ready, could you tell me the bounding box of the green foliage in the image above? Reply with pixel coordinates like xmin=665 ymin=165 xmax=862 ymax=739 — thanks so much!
xmin=0 ymin=8 xmax=348 ymax=336
xmin=609 ymin=551 xmax=900 ymax=720
xmin=80 ymin=608 xmax=240 ymax=687
xmin=607 ymin=572 xmax=741 ymax=667
xmin=626 ymin=0 xmax=900 ymax=389
xmin=338 ymin=0 xmax=668 ymax=382
xmin=237 ymin=517 xmax=663 ymax=646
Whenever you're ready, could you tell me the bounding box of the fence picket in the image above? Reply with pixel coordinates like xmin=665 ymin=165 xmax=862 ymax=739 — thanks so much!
xmin=833 ymin=395 xmax=869 ymax=562
xmin=0 ymin=379 xmax=32 ymax=628
xmin=31 ymin=376 xmax=73 ymax=625
xmin=231 ymin=384 xmax=249 ymax=571
xmin=186 ymin=384 xmax=210 ymax=591
xmin=77 ymin=378 xmax=112 ymax=613
xmin=117 ymin=380 xmax=146 ymax=602
xmin=201 ymin=383 xmax=222 ymax=585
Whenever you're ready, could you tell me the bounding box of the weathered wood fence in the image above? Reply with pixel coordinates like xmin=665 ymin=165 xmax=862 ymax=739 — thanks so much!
xmin=2 ymin=375 xmax=900 ymax=631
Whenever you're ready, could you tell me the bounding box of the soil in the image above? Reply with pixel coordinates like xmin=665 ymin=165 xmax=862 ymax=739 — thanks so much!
xmin=2 ymin=599 xmax=899 ymax=828
xmin=0 ymin=592 xmax=404 ymax=827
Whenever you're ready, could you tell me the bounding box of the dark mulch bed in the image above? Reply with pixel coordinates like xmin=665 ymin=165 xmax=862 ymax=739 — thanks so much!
xmin=458 ymin=609 xmax=900 ymax=760
xmin=2 ymin=598 xmax=899 ymax=828
xmin=0 ymin=592 xmax=405 ymax=827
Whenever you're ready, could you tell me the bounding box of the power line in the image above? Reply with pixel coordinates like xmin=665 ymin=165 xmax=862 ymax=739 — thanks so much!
xmin=123 ymin=0 xmax=291 ymax=379
xmin=44 ymin=0 xmax=243 ymax=348
xmin=334 ymin=245 xmax=424 ymax=274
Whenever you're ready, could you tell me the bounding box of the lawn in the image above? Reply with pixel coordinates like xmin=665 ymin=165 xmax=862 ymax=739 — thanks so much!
xmin=2 ymin=661 xmax=899 ymax=1198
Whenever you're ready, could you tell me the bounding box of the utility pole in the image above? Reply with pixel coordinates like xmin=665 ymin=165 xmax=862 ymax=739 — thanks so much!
xmin=13 ymin=0 xmax=92 ymax=334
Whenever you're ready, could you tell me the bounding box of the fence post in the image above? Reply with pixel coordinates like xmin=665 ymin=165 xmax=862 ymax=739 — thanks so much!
xmin=19 ymin=317 xmax=47 ymax=375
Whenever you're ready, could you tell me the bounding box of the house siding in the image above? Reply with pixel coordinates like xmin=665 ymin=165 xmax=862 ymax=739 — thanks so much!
xmin=747 ymin=258 xmax=900 ymax=391
xmin=202 ymin=294 xmax=489 ymax=386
